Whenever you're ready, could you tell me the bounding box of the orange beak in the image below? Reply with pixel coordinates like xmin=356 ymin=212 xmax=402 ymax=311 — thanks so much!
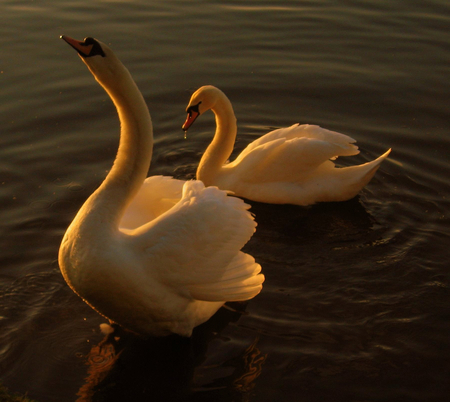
xmin=182 ymin=109 xmax=200 ymax=131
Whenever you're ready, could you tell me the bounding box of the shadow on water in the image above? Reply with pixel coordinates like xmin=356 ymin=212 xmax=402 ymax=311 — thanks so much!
xmin=251 ymin=196 xmax=376 ymax=239
xmin=77 ymin=303 xmax=266 ymax=402
xmin=243 ymin=195 xmax=382 ymax=263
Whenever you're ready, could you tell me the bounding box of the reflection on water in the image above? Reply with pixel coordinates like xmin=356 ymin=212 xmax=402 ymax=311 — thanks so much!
xmin=1 ymin=0 xmax=450 ymax=401
xmin=77 ymin=334 xmax=120 ymax=401
xmin=232 ymin=338 xmax=267 ymax=397
xmin=76 ymin=304 xmax=265 ymax=402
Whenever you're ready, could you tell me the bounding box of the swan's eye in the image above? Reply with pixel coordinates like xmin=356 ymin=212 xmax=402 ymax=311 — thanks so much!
xmin=80 ymin=37 xmax=106 ymax=58
xmin=187 ymin=101 xmax=202 ymax=116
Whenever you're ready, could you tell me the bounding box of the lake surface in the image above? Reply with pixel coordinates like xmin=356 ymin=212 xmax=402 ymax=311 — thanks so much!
xmin=1 ymin=0 xmax=449 ymax=401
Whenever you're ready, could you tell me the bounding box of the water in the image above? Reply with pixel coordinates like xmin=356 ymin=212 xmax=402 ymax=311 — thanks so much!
xmin=1 ymin=0 xmax=449 ymax=401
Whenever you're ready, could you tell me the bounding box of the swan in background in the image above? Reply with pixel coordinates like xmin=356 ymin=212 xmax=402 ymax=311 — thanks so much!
xmin=182 ymin=85 xmax=391 ymax=206
xmin=58 ymin=37 xmax=264 ymax=337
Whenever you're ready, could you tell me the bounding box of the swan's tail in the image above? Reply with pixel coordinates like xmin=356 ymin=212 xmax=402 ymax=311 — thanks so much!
xmin=188 ymin=252 xmax=264 ymax=302
xmin=333 ymin=148 xmax=391 ymax=200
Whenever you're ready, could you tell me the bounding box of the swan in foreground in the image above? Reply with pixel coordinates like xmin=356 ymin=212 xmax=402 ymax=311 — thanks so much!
xmin=182 ymin=85 xmax=391 ymax=206
xmin=58 ymin=37 xmax=264 ymax=337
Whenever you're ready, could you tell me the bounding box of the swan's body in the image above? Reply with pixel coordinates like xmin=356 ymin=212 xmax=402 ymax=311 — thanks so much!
xmin=182 ymin=85 xmax=391 ymax=206
xmin=58 ymin=38 xmax=263 ymax=337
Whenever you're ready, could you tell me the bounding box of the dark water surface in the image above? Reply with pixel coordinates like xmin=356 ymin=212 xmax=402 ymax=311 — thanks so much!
xmin=1 ymin=1 xmax=449 ymax=401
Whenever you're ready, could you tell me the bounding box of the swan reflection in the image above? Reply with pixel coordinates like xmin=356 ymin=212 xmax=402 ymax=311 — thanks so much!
xmin=77 ymin=305 xmax=266 ymax=401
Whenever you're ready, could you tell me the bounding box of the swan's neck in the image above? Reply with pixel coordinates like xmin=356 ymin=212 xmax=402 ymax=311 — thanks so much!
xmin=197 ymin=93 xmax=237 ymax=186
xmin=79 ymin=67 xmax=152 ymax=231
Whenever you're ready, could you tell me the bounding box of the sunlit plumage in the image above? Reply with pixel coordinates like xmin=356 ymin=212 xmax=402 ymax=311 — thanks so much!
xmin=183 ymin=85 xmax=391 ymax=206
xmin=58 ymin=38 xmax=263 ymax=337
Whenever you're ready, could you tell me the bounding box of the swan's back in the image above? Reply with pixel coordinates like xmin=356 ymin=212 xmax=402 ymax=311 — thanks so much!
xmin=234 ymin=124 xmax=359 ymax=164
xmin=218 ymin=124 xmax=390 ymax=205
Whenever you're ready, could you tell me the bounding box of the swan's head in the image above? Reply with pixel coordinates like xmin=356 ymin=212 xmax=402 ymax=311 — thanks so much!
xmin=61 ymin=36 xmax=124 ymax=84
xmin=182 ymin=85 xmax=224 ymax=131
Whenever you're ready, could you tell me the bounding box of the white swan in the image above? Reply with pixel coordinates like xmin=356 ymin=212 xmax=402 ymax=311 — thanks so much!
xmin=182 ymin=85 xmax=391 ymax=206
xmin=58 ymin=37 xmax=264 ymax=337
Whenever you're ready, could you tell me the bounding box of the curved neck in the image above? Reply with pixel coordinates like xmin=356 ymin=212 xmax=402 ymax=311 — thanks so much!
xmin=196 ymin=93 xmax=237 ymax=186
xmin=81 ymin=66 xmax=153 ymax=230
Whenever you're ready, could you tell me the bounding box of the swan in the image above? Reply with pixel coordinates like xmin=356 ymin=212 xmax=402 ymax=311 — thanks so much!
xmin=182 ymin=85 xmax=391 ymax=206
xmin=58 ymin=37 xmax=264 ymax=337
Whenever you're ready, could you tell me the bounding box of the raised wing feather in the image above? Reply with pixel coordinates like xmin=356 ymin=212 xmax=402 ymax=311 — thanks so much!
xmin=120 ymin=176 xmax=184 ymax=230
xmin=126 ymin=180 xmax=262 ymax=301
xmin=227 ymin=133 xmax=361 ymax=184
xmin=233 ymin=124 xmax=359 ymax=165
xmin=187 ymin=252 xmax=263 ymax=301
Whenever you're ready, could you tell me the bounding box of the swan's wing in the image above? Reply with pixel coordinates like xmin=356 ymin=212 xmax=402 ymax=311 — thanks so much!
xmin=119 ymin=176 xmax=185 ymax=230
xmin=187 ymin=251 xmax=263 ymax=301
xmin=127 ymin=180 xmax=262 ymax=301
xmin=228 ymin=135 xmax=361 ymax=184
xmin=234 ymin=124 xmax=359 ymax=164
